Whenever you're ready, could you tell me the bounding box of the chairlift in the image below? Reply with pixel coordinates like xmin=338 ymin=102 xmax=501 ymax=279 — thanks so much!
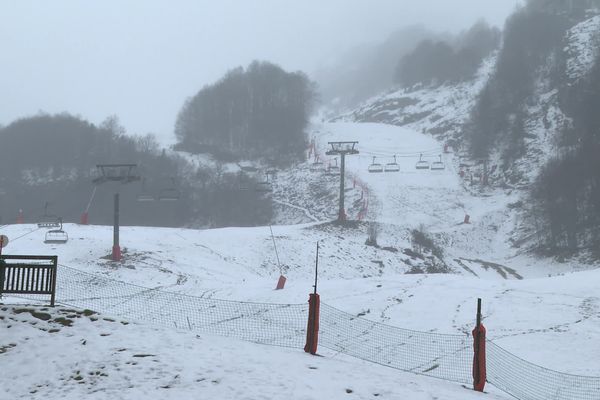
xmin=327 ymin=158 xmax=341 ymax=176
xmin=415 ymin=154 xmax=430 ymax=170
xmin=44 ymin=219 xmax=68 ymax=244
xmin=158 ymin=178 xmax=181 ymax=201
xmin=384 ymin=155 xmax=400 ymax=173
xmin=136 ymin=178 xmax=156 ymax=202
xmin=238 ymin=173 xmax=250 ymax=191
xmin=37 ymin=202 xmax=60 ymax=228
xmin=431 ymin=155 xmax=445 ymax=171
xmin=137 ymin=193 xmax=156 ymax=202
xmin=368 ymin=157 xmax=384 ymax=173
xmin=255 ymin=173 xmax=273 ymax=193
xmin=310 ymin=158 xmax=325 ymax=172
xmin=255 ymin=181 xmax=273 ymax=193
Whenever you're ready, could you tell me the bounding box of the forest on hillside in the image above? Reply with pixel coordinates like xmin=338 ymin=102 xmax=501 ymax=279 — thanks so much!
xmin=465 ymin=0 xmax=600 ymax=257
xmin=394 ymin=21 xmax=500 ymax=88
xmin=174 ymin=61 xmax=316 ymax=165
xmin=0 ymin=114 xmax=272 ymax=228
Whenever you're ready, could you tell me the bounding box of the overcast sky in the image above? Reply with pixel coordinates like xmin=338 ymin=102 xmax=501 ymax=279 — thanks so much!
xmin=1 ymin=1 xmax=521 ymax=144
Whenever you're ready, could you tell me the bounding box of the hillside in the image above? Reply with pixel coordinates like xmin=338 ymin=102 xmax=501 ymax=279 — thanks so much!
xmin=328 ymin=12 xmax=600 ymax=264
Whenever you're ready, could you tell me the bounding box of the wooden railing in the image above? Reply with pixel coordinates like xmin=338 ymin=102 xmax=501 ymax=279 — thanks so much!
xmin=0 ymin=255 xmax=58 ymax=306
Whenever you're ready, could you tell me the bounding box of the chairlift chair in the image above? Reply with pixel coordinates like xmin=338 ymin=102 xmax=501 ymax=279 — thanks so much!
xmin=431 ymin=155 xmax=445 ymax=171
xmin=310 ymin=158 xmax=324 ymax=172
xmin=327 ymin=158 xmax=341 ymax=176
xmin=44 ymin=219 xmax=68 ymax=244
xmin=158 ymin=178 xmax=181 ymax=201
xmin=255 ymin=181 xmax=273 ymax=193
xmin=415 ymin=154 xmax=430 ymax=170
xmin=158 ymin=188 xmax=180 ymax=201
xmin=137 ymin=193 xmax=156 ymax=202
xmin=384 ymin=155 xmax=400 ymax=173
xmin=255 ymin=173 xmax=273 ymax=193
xmin=136 ymin=178 xmax=156 ymax=202
xmin=37 ymin=202 xmax=61 ymax=228
xmin=368 ymin=157 xmax=384 ymax=173
xmin=238 ymin=173 xmax=250 ymax=191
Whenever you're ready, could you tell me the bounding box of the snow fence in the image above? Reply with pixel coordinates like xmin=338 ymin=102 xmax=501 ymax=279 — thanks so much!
xmin=32 ymin=265 xmax=600 ymax=400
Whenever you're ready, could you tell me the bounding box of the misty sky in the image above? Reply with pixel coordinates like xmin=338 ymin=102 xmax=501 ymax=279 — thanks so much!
xmin=1 ymin=1 xmax=521 ymax=144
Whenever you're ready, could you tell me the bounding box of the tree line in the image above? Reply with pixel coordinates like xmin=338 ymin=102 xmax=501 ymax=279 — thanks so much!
xmin=0 ymin=113 xmax=272 ymax=228
xmin=465 ymin=1 xmax=600 ymax=257
xmin=394 ymin=21 xmax=500 ymax=88
xmin=174 ymin=61 xmax=316 ymax=165
xmin=533 ymin=48 xmax=600 ymax=256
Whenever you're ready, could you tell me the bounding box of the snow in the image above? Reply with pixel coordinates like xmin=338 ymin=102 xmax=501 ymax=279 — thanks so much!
xmin=2 ymin=87 xmax=600 ymax=398
xmin=2 ymin=220 xmax=600 ymax=380
xmin=565 ymin=15 xmax=600 ymax=82
xmin=1 ymin=305 xmax=510 ymax=400
xmin=333 ymin=54 xmax=496 ymax=145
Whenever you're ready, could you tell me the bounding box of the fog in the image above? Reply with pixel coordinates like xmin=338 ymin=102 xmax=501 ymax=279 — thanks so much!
xmin=0 ymin=0 xmax=519 ymax=143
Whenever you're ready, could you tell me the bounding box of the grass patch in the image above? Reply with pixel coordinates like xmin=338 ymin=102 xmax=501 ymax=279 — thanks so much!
xmin=53 ymin=317 xmax=74 ymax=327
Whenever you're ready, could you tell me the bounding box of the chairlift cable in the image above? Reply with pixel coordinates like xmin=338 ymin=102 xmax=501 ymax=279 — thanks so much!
xmin=359 ymin=149 xmax=440 ymax=158
xmin=269 ymin=225 xmax=283 ymax=275
xmin=10 ymin=227 xmax=42 ymax=242
xmin=85 ymin=186 xmax=98 ymax=213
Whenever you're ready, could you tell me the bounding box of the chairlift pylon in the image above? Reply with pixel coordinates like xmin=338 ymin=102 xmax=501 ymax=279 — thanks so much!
xmin=44 ymin=218 xmax=68 ymax=244
xmin=368 ymin=156 xmax=384 ymax=173
xmin=384 ymin=155 xmax=400 ymax=173
xmin=431 ymin=154 xmax=445 ymax=171
xmin=415 ymin=154 xmax=430 ymax=170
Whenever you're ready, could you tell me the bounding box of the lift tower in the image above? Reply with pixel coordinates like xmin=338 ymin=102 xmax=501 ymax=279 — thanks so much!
xmin=325 ymin=141 xmax=359 ymax=222
xmin=92 ymin=164 xmax=141 ymax=261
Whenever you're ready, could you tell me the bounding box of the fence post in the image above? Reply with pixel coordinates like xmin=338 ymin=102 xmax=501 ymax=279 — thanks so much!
xmin=50 ymin=256 xmax=58 ymax=307
xmin=472 ymin=298 xmax=487 ymax=392
xmin=304 ymin=242 xmax=320 ymax=355
xmin=304 ymin=292 xmax=320 ymax=355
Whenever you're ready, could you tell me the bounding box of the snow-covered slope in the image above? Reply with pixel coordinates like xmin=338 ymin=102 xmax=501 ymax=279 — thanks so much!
xmin=2 ymin=221 xmax=600 ymax=378
xmin=1 ymin=304 xmax=511 ymax=400
xmin=565 ymin=14 xmax=600 ymax=82
xmin=332 ymin=55 xmax=495 ymax=146
xmin=324 ymin=14 xmax=600 ymax=264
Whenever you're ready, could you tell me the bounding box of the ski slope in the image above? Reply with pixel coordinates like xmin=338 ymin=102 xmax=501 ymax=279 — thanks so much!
xmin=2 ymin=121 xmax=599 ymax=399
xmin=311 ymin=122 xmax=593 ymax=278
xmin=2 ymin=221 xmax=600 ymax=379
xmin=1 ymin=304 xmax=513 ymax=400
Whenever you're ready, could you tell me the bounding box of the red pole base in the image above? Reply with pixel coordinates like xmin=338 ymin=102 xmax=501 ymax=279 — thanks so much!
xmin=112 ymin=245 xmax=121 ymax=261
xmin=16 ymin=210 xmax=24 ymax=224
xmin=472 ymin=324 xmax=487 ymax=392
xmin=275 ymin=275 xmax=287 ymax=290
xmin=304 ymin=293 xmax=320 ymax=355
xmin=80 ymin=212 xmax=89 ymax=225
